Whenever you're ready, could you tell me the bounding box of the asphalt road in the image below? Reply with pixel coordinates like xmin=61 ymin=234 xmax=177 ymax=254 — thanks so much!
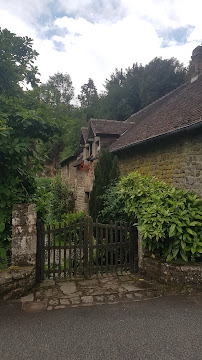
xmin=0 ymin=295 xmax=201 ymax=360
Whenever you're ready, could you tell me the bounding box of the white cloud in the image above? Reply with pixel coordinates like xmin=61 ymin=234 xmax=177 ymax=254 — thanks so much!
xmin=1 ymin=0 xmax=202 ymax=101
xmin=1 ymin=0 xmax=51 ymax=25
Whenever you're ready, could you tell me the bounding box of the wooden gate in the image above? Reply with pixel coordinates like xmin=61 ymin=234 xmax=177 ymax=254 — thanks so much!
xmin=36 ymin=217 xmax=138 ymax=281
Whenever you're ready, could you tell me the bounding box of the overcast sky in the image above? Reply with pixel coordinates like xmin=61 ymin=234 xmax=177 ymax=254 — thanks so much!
xmin=1 ymin=0 xmax=202 ymax=102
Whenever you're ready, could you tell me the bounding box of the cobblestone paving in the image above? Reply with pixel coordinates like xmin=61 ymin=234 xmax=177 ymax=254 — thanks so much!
xmin=20 ymin=274 xmax=163 ymax=312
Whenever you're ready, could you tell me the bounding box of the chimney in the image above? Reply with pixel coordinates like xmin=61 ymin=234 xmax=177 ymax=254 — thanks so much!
xmin=191 ymin=45 xmax=202 ymax=83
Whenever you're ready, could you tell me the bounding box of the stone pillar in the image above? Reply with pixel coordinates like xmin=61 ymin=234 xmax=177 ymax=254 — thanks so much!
xmin=12 ymin=204 xmax=37 ymax=267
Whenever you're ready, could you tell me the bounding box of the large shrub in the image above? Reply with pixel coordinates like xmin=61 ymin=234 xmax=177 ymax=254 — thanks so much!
xmin=101 ymin=172 xmax=202 ymax=262
xmin=89 ymin=149 xmax=119 ymax=220
xmin=33 ymin=177 xmax=52 ymax=222
xmin=49 ymin=174 xmax=73 ymax=222
xmin=99 ymin=182 xmax=130 ymax=224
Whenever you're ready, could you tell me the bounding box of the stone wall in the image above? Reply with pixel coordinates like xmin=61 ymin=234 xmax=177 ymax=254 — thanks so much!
xmin=140 ymin=257 xmax=202 ymax=288
xmin=0 ymin=204 xmax=38 ymax=301
xmin=0 ymin=266 xmax=36 ymax=301
xmin=61 ymin=160 xmax=94 ymax=213
xmin=117 ymin=130 xmax=202 ymax=198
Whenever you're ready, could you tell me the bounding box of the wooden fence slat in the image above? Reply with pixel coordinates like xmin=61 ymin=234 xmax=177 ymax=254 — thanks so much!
xmin=129 ymin=222 xmax=134 ymax=274
xmin=79 ymin=218 xmax=83 ymax=276
xmin=64 ymin=222 xmax=67 ymax=278
xmin=36 ymin=219 xmax=45 ymax=282
xmin=47 ymin=224 xmax=50 ymax=279
xmin=89 ymin=216 xmax=93 ymax=278
xmin=53 ymin=224 xmax=56 ymax=278
xmin=133 ymin=220 xmax=139 ymax=273
xmin=106 ymin=224 xmax=109 ymax=275
xmin=100 ymin=224 xmax=104 ymax=275
xmin=58 ymin=223 xmax=61 ymax=278
xmin=110 ymin=221 xmax=113 ymax=272
xmin=96 ymin=219 xmax=99 ymax=276
xmin=115 ymin=221 xmax=118 ymax=273
xmin=120 ymin=223 xmax=123 ymax=274
xmin=69 ymin=223 xmax=72 ymax=279
xmin=84 ymin=217 xmax=89 ymax=278
xmin=124 ymin=225 xmax=128 ymax=273
xmin=74 ymin=221 xmax=77 ymax=278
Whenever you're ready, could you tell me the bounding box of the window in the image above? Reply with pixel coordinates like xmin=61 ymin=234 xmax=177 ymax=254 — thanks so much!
xmin=85 ymin=192 xmax=90 ymax=203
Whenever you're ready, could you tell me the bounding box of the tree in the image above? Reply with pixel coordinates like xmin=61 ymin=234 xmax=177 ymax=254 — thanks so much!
xmin=78 ymin=78 xmax=99 ymax=120
xmin=92 ymin=58 xmax=186 ymax=121
xmin=89 ymin=149 xmax=119 ymax=220
xmin=0 ymin=28 xmax=39 ymax=96
xmin=0 ymin=95 xmax=55 ymax=265
xmin=139 ymin=57 xmax=186 ymax=108
xmin=39 ymin=72 xmax=74 ymax=107
xmin=78 ymin=78 xmax=98 ymax=108
xmin=105 ymin=68 xmax=126 ymax=91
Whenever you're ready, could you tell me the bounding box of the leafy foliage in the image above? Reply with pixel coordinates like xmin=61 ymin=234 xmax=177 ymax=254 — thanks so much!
xmin=39 ymin=72 xmax=74 ymax=107
xmin=78 ymin=78 xmax=99 ymax=120
xmin=99 ymin=182 xmax=130 ymax=224
xmin=49 ymin=175 xmax=73 ymax=222
xmin=86 ymin=58 xmax=187 ymax=121
xmin=101 ymin=172 xmax=202 ymax=262
xmin=0 ymin=28 xmax=39 ymax=96
xmin=60 ymin=211 xmax=85 ymax=226
xmin=89 ymin=149 xmax=120 ymax=220
xmin=33 ymin=177 xmax=52 ymax=222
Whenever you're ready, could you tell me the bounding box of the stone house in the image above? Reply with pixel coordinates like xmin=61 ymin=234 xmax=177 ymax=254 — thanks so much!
xmin=61 ymin=46 xmax=202 ymax=213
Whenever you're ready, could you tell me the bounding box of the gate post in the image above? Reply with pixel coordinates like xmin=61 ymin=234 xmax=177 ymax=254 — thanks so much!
xmin=12 ymin=204 xmax=37 ymax=267
xmin=129 ymin=221 xmax=139 ymax=273
xmin=36 ymin=218 xmax=45 ymax=282
xmin=133 ymin=222 xmax=139 ymax=273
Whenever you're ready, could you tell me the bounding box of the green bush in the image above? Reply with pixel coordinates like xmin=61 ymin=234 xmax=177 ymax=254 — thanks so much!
xmin=99 ymin=183 xmax=130 ymax=224
xmin=61 ymin=211 xmax=85 ymax=226
xmin=49 ymin=174 xmax=73 ymax=222
xmin=89 ymin=149 xmax=120 ymax=220
xmin=33 ymin=177 xmax=52 ymax=222
xmin=101 ymin=172 xmax=202 ymax=262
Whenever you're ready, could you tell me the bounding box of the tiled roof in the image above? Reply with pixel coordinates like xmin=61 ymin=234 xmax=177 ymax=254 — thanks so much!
xmin=88 ymin=119 xmax=131 ymax=137
xmin=73 ymin=154 xmax=83 ymax=167
xmin=60 ymin=149 xmax=82 ymax=166
xmin=110 ymin=74 xmax=202 ymax=152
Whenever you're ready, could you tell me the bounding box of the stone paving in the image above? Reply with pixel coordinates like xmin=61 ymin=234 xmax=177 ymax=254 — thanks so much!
xmin=20 ymin=274 xmax=162 ymax=312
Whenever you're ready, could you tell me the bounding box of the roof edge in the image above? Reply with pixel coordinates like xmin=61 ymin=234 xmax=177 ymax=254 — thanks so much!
xmin=59 ymin=154 xmax=76 ymax=166
xmin=111 ymin=121 xmax=202 ymax=153
xmin=126 ymin=81 xmax=188 ymax=123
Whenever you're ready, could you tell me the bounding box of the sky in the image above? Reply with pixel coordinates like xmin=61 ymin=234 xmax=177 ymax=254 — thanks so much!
xmin=1 ymin=0 xmax=202 ymax=103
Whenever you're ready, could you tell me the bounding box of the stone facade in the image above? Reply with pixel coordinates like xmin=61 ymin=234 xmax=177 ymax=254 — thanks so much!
xmin=12 ymin=204 xmax=37 ymax=266
xmin=140 ymin=257 xmax=202 ymax=288
xmin=61 ymin=160 xmax=95 ymax=213
xmin=117 ymin=130 xmax=202 ymax=198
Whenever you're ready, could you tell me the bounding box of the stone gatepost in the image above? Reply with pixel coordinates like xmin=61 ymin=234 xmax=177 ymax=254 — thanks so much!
xmin=12 ymin=204 xmax=37 ymax=267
